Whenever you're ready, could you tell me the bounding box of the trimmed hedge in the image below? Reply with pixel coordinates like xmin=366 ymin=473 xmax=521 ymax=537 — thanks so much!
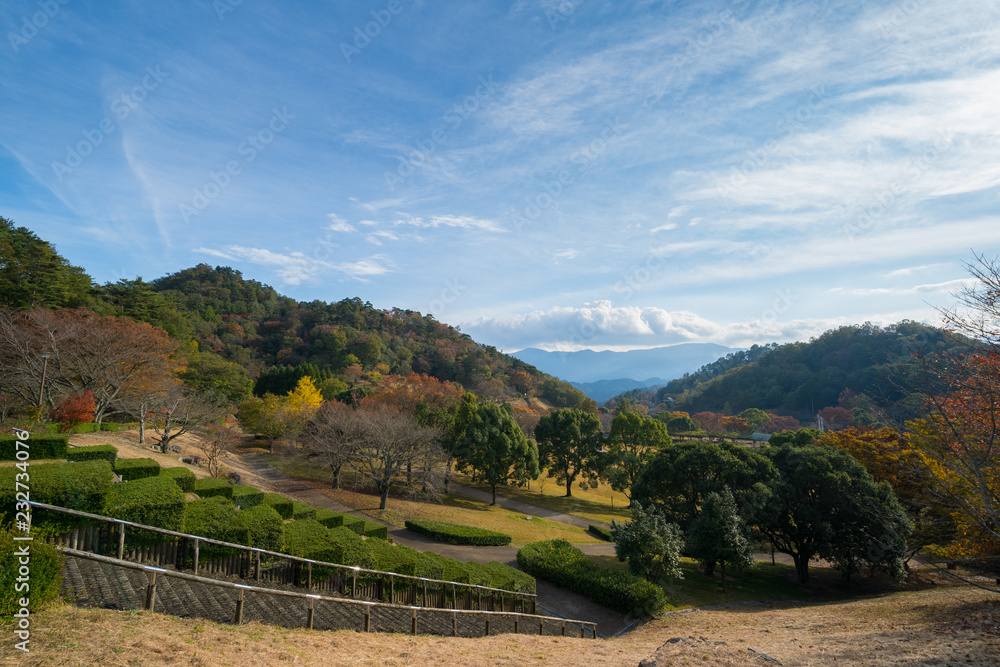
xmin=283 ymin=519 xmax=343 ymax=565
xmin=482 ymin=561 xmax=535 ymax=594
xmin=517 ymin=539 xmax=668 ymax=616
xmin=314 ymin=508 xmax=345 ymax=529
xmin=291 ymin=500 xmax=317 ymax=520
xmin=183 ymin=497 xmax=249 ymax=559
xmin=1 ymin=523 xmax=63 ymax=618
xmin=1 ymin=459 xmax=113 ymax=515
xmin=114 ymin=458 xmax=160 ymax=482
xmin=404 ymin=519 xmax=511 ymax=546
xmin=193 ymin=477 xmax=233 ymax=499
xmin=342 ymin=515 xmax=365 ymax=534
xmin=328 ymin=526 xmax=375 ymax=569
xmin=103 ymin=475 xmax=186 ymax=549
xmin=0 ymin=435 xmax=68 ymax=461
xmin=160 ymin=467 xmax=196 ymax=493
xmin=362 ymin=520 xmax=388 ymax=540
xmin=242 ymin=504 xmax=284 ymax=552
xmin=366 ymin=537 xmax=416 ymax=576
xmin=588 ymin=525 xmax=612 ymax=541
xmin=262 ymin=493 xmax=293 ymax=519
xmin=232 ymin=485 xmax=264 ymax=508
xmin=66 ymin=444 xmax=118 ymax=465
xmin=400 ymin=546 xmax=446 ymax=580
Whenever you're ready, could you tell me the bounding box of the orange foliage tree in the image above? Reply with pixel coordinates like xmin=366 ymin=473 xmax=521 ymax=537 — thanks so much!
xmin=50 ymin=391 xmax=96 ymax=431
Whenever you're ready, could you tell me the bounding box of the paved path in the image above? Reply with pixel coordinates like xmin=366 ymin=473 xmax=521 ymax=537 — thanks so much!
xmin=238 ymin=454 xmax=635 ymax=636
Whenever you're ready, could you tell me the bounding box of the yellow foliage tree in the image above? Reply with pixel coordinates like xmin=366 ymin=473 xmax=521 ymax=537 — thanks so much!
xmin=286 ymin=376 xmax=323 ymax=417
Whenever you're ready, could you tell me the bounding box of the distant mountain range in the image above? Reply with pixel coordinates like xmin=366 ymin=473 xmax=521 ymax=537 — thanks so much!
xmin=511 ymin=343 xmax=736 ymax=401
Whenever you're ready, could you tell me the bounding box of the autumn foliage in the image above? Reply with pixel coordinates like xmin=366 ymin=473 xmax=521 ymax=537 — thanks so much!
xmin=50 ymin=391 xmax=96 ymax=431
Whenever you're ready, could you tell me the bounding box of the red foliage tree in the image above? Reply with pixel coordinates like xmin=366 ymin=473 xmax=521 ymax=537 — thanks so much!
xmin=51 ymin=391 xmax=96 ymax=431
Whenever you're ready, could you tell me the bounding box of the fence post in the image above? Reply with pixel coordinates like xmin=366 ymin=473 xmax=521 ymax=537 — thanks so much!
xmin=193 ymin=539 xmax=200 ymax=575
xmin=389 ymin=575 xmax=395 ymax=604
xmin=561 ymin=621 xmax=566 ymax=636
xmin=307 ymin=598 xmax=315 ymax=630
xmin=411 ymin=608 xmax=417 ymax=635
xmin=451 ymin=583 xmax=456 ymax=610
xmin=452 ymin=612 xmax=458 ymax=636
xmin=539 ymin=618 xmax=544 ymax=636
xmin=144 ymin=571 xmax=157 ymax=611
xmin=117 ymin=524 xmax=125 ymax=560
xmin=352 ymin=569 xmax=357 ymax=598
xmin=485 ymin=616 xmax=491 ymax=636
xmin=235 ymin=588 xmax=244 ymax=624
xmin=255 ymin=551 xmax=261 ymax=582
xmin=365 ymin=605 xmax=371 ymax=632
xmin=477 ymin=589 xmax=482 ymax=611
xmin=514 ymin=617 xmax=519 ymax=634
xmin=422 ymin=581 xmax=427 ymax=607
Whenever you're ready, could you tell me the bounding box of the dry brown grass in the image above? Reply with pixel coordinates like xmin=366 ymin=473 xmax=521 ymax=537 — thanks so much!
xmin=5 ymin=573 xmax=998 ymax=666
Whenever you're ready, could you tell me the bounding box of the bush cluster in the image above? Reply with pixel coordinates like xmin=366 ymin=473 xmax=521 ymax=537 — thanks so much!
xmin=362 ymin=520 xmax=388 ymax=540
xmin=193 ymin=477 xmax=233 ymax=499
xmin=160 ymin=467 xmax=196 ymax=493
xmin=518 ymin=539 xmax=667 ymax=616
xmin=184 ymin=497 xmax=250 ymax=559
xmin=0 ymin=460 xmax=114 ymax=520
xmin=232 ymin=485 xmax=264 ymax=508
xmin=262 ymin=493 xmax=293 ymax=519
xmin=66 ymin=444 xmax=118 ymax=465
xmin=283 ymin=519 xmax=344 ymax=564
xmin=103 ymin=475 xmax=186 ymax=549
xmin=0 ymin=435 xmax=69 ymax=461
xmin=241 ymin=504 xmax=284 ymax=552
xmin=404 ymin=519 xmax=512 ymax=546
xmin=291 ymin=500 xmax=316 ymax=520
xmin=314 ymin=508 xmax=345 ymax=528
xmin=114 ymin=458 xmax=160 ymax=482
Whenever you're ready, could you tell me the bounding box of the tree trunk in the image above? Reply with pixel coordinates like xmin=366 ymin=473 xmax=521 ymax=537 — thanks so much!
xmin=406 ymin=461 xmax=412 ymax=485
xmin=138 ymin=412 xmax=145 ymax=444
xmin=491 ymin=483 xmax=497 ymax=506
xmin=379 ymin=486 xmax=389 ymax=510
xmin=721 ymin=562 xmax=727 ymax=594
xmin=565 ymin=475 xmax=573 ymax=498
xmin=792 ymin=554 xmax=810 ymax=584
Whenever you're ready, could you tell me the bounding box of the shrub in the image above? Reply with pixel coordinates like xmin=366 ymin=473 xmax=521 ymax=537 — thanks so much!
xmin=314 ymin=508 xmax=345 ymax=529
xmin=342 ymin=515 xmax=365 ymax=534
xmin=399 ymin=546 xmax=445 ymax=580
xmin=0 ymin=434 xmax=68 ymax=461
xmin=0 ymin=524 xmax=63 ymax=618
xmin=588 ymin=525 xmax=612 ymax=541
xmin=404 ymin=519 xmax=511 ymax=546
xmin=193 ymin=477 xmax=233 ymax=499
xmin=362 ymin=520 xmax=388 ymax=540
xmin=241 ymin=504 xmax=284 ymax=552
xmin=0 ymin=460 xmax=114 ymax=534
xmin=114 ymin=458 xmax=160 ymax=482
xmin=66 ymin=444 xmax=118 ymax=465
xmin=160 ymin=467 xmax=196 ymax=493
xmin=67 ymin=423 xmax=101 ymax=434
xmin=482 ymin=561 xmax=535 ymax=594
xmin=51 ymin=391 xmax=95 ymax=431
xmin=291 ymin=501 xmax=316 ymax=520
xmin=518 ymin=539 xmax=668 ymax=616
xmin=103 ymin=475 xmax=186 ymax=549
xmin=232 ymin=485 xmax=264 ymax=508
xmin=100 ymin=423 xmax=122 ymax=432
xmin=262 ymin=493 xmax=293 ymax=519
xmin=328 ymin=526 xmax=375 ymax=569
xmin=366 ymin=537 xmax=416 ymax=576
xmin=184 ymin=497 xmax=250 ymax=559
xmin=283 ymin=519 xmax=343 ymax=564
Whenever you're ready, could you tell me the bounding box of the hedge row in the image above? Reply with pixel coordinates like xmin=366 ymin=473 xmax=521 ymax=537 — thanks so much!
xmin=404 ymin=519 xmax=511 ymax=546
xmin=588 ymin=525 xmax=612 ymax=541
xmin=241 ymin=503 xmax=284 ymax=552
xmin=0 ymin=460 xmax=114 ymax=517
xmin=517 ymin=539 xmax=667 ymax=616
xmin=184 ymin=497 xmax=249 ymax=560
xmin=160 ymin=467 xmax=196 ymax=493
xmin=362 ymin=520 xmax=388 ymax=540
xmin=291 ymin=501 xmax=316 ymax=520
xmin=284 ymin=519 xmax=344 ymax=565
xmin=193 ymin=477 xmax=233 ymax=499
xmin=262 ymin=493 xmax=293 ymax=519
xmin=0 ymin=435 xmax=68 ymax=461
xmin=314 ymin=508 xmax=345 ymax=528
xmin=66 ymin=444 xmax=118 ymax=465
xmin=103 ymin=476 xmax=186 ymax=550
xmin=232 ymin=485 xmax=264 ymax=508
xmin=114 ymin=458 xmax=160 ymax=482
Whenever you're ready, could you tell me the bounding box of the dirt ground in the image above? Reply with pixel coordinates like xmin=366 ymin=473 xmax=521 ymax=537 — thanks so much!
xmin=3 ymin=571 xmax=997 ymax=666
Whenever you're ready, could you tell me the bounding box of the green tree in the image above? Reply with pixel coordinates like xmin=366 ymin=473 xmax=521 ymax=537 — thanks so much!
xmin=454 ymin=402 xmax=539 ymax=505
xmin=604 ymin=408 xmax=672 ymax=506
xmin=687 ymin=487 xmax=754 ymax=592
xmin=178 ymin=342 xmax=253 ymax=403
xmin=737 ymin=408 xmax=769 ymax=433
xmin=534 ymin=408 xmax=603 ymax=497
xmin=610 ymin=502 xmax=684 ymax=583
xmin=757 ymin=443 xmax=910 ymax=584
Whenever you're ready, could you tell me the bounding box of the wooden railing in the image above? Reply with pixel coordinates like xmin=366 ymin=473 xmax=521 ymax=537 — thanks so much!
xmin=60 ymin=548 xmax=598 ymax=638
xmin=28 ymin=501 xmax=535 ymax=614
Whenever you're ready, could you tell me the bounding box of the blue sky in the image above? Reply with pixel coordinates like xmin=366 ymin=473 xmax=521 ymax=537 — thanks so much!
xmin=2 ymin=0 xmax=999 ymax=352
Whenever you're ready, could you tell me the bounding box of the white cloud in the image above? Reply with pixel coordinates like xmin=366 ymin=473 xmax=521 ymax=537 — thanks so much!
xmin=326 ymin=214 xmax=355 ymax=232
xmin=194 ymin=246 xmax=392 ymax=285
xmin=393 ymin=214 xmax=506 ymax=233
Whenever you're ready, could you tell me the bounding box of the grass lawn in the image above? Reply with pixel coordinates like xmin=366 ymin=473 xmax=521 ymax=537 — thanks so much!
xmin=259 ymin=454 xmax=601 ymax=546
xmin=451 ymin=471 xmax=632 ymax=526
xmin=588 ymin=554 xmax=810 ymax=610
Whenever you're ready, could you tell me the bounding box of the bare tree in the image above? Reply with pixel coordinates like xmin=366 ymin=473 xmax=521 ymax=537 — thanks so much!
xmin=302 ymin=401 xmax=359 ymax=489
xmin=200 ymin=424 xmax=240 ymax=478
xmin=148 ymin=386 xmax=227 ymax=453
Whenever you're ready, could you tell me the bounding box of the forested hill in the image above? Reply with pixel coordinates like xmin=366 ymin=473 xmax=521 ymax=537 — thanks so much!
xmin=0 ymin=216 xmax=590 ymax=409
xmin=657 ymin=322 xmax=963 ymax=422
